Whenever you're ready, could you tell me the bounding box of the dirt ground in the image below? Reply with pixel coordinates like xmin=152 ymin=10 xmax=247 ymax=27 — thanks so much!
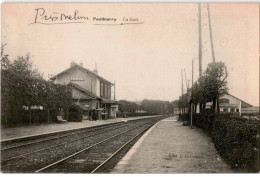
xmin=112 ymin=116 xmax=233 ymax=173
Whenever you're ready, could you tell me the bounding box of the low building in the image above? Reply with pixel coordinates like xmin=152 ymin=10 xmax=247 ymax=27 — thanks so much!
xmin=206 ymin=93 xmax=253 ymax=115
xmin=241 ymin=106 xmax=259 ymax=114
xmin=50 ymin=62 xmax=118 ymax=119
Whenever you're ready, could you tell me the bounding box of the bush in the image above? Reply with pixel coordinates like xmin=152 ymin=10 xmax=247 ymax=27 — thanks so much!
xmin=180 ymin=112 xmax=259 ymax=172
xmin=193 ymin=113 xmax=216 ymax=132
xmin=68 ymin=105 xmax=83 ymax=122
xmin=241 ymin=113 xmax=260 ymax=117
xmin=178 ymin=113 xmax=189 ymax=121
xmin=211 ymin=115 xmax=259 ymax=172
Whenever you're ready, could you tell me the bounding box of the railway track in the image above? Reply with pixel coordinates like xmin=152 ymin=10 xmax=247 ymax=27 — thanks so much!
xmin=1 ymin=118 xmax=148 ymax=149
xmin=1 ymin=121 xmax=138 ymax=162
xmin=1 ymin=121 xmax=124 ymax=150
xmin=1 ymin=116 xmax=166 ymax=173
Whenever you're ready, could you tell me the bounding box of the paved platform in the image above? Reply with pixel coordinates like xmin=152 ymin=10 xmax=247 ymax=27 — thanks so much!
xmin=1 ymin=115 xmax=159 ymax=141
xmin=112 ymin=116 xmax=233 ymax=173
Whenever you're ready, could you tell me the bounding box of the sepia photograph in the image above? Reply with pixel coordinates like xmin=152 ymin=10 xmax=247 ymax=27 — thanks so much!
xmin=1 ymin=1 xmax=259 ymax=173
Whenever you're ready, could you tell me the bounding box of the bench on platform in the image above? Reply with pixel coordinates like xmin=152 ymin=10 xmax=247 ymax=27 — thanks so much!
xmin=57 ymin=116 xmax=67 ymax=123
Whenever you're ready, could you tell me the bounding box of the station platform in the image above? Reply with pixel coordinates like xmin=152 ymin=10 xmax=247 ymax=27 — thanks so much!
xmin=1 ymin=115 xmax=159 ymax=141
xmin=112 ymin=116 xmax=233 ymax=173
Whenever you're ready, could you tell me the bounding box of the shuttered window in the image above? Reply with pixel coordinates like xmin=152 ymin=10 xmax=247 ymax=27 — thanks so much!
xmin=104 ymin=84 xmax=107 ymax=97
xmin=100 ymin=83 xmax=103 ymax=96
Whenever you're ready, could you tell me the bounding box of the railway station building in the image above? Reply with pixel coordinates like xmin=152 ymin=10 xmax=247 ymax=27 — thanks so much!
xmin=205 ymin=93 xmax=253 ymax=115
xmin=50 ymin=61 xmax=118 ymax=120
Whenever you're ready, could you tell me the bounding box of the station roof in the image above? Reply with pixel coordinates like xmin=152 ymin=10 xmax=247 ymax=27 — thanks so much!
xmin=68 ymin=82 xmax=101 ymax=100
xmin=50 ymin=64 xmax=114 ymax=85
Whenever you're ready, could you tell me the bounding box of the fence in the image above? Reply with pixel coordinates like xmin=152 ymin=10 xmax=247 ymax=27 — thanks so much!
xmin=1 ymin=108 xmax=62 ymax=128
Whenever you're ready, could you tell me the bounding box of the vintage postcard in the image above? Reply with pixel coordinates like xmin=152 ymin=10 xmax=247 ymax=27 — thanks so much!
xmin=1 ymin=2 xmax=259 ymax=173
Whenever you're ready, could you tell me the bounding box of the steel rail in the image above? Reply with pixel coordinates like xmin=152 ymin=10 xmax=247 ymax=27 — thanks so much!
xmin=1 ymin=120 xmax=142 ymax=163
xmin=1 ymin=121 xmax=126 ymax=151
xmin=1 ymin=116 xmax=159 ymax=151
xmin=34 ymin=121 xmax=156 ymax=173
xmin=90 ymin=123 xmax=153 ymax=173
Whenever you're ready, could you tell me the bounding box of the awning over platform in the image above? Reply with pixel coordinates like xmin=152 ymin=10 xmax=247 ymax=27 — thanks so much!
xmin=101 ymin=99 xmax=118 ymax=104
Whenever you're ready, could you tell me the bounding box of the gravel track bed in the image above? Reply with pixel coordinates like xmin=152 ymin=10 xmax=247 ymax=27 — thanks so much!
xmin=95 ymin=130 xmax=145 ymax=173
xmin=1 ymin=118 xmax=156 ymax=149
xmin=41 ymin=123 xmax=154 ymax=173
xmin=1 ymin=117 xmax=163 ymax=173
xmin=1 ymin=121 xmax=126 ymax=149
xmin=1 ymin=123 xmax=131 ymax=160
xmin=2 ymin=118 xmax=159 ymax=158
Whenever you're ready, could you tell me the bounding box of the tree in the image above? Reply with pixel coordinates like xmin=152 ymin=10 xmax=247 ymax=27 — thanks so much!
xmin=192 ymin=81 xmax=200 ymax=113
xmin=180 ymin=61 xmax=228 ymax=115
xmin=141 ymin=99 xmax=169 ymax=115
xmin=1 ymin=46 xmax=73 ymax=126
xmin=204 ymin=62 xmax=228 ymax=113
xmin=178 ymin=94 xmax=189 ymax=114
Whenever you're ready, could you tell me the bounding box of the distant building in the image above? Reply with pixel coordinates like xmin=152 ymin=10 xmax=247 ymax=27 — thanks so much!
xmin=241 ymin=106 xmax=259 ymax=114
xmin=50 ymin=62 xmax=118 ymax=119
xmin=173 ymin=107 xmax=180 ymax=115
xmin=171 ymin=101 xmax=179 ymax=115
xmin=206 ymin=93 xmax=253 ymax=115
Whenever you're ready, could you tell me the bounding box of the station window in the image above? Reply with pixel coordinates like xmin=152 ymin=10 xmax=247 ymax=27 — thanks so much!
xmin=223 ymin=108 xmax=228 ymax=113
xmin=108 ymin=86 xmax=111 ymax=99
xmin=100 ymin=83 xmax=103 ymax=96
xmin=104 ymin=84 xmax=107 ymax=97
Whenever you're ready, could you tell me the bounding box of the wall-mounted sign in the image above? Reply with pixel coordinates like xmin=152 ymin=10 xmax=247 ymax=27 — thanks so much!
xmin=71 ymin=77 xmax=84 ymax=81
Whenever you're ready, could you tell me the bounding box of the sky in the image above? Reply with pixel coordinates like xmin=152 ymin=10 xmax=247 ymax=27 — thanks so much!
xmin=2 ymin=3 xmax=259 ymax=106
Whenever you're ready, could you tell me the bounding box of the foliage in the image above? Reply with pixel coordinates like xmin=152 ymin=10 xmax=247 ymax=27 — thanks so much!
xmin=185 ymin=112 xmax=259 ymax=172
xmin=178 ymin=62 xmax=228 ymax=113
xmin=141 ymin=99 xmax=169 ymax=115
xmin=117 ymin=99 xmax=173 ymax=117
xmin=211 ymin=115 xmax=259 ymax=172
xmin=1 ymin=45 xmax=73 ymax=126
xmin=178 ymin=94 xmax=189 ymax=110
xmin=118 ymin=100 xmax=139 ymax=113
xmin=68 ymin=104 xmax=83 ymax=122
xmin=168 ymin=100 xmax=179 ymax=114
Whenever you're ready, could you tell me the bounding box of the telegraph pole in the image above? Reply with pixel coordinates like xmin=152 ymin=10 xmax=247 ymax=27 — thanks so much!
xmin=181 ymin=69 xmax=184 ymax=96
xmin=184 ymin=69 xmax=188 ymax=93
xmin=207 ymin=3 xmax=216 ymax=62
xmin=198 ymin=3 xmax=202 ymax=78
xmin=192 ymin=60 xmax=194 ymax=101
xmin=191 ymin=60 xmax=194 ymax=129
xmin=91 ymin=77 xmax=92 ymax=96
xmin=198 ymin=3 xmax=203 ymax=113
xmin=114 ymin=81 xmax=116 ymax=100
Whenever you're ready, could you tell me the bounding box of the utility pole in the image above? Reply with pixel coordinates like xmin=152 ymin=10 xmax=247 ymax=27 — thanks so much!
xmin=191 ymin=59 xmax=194 ymax=129
xmin=114 ymin=81 xmax=116 ymax=100
xmin=198 ymin=3 xmax=202 ymax=78
xmin=91 ymin=77 xmax=92 ymax=96
xmin=181 ymin=69 xmax=184 ymax=96
xmin=198 ymin=3 xmax=203 ymax=113
xmin=207 ymin=3 xmax=216 ymax=62
xmin=192 ymin=60 xmax=194 ymax=101
xmin=184 ymin=69 xmax=188 ymax=93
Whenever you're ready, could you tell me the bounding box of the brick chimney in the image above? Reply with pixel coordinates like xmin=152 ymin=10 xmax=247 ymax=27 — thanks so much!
xmin=93 ymin=62 xmax=98 ymax=74
xmin=79 ymin=61 xmax=83 ymax=67
xmin=70 ymin=61 xmax=77 ymax=67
